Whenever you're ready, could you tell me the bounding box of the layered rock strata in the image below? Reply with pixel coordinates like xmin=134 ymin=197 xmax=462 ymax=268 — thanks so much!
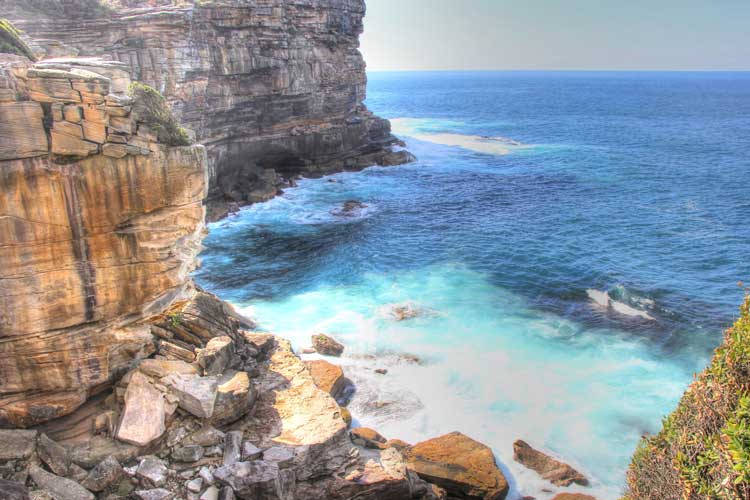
xmin=5 ymin=0 xmax=415 ymax=220
xmin=0 ymin=53 xmax=208 ymax=428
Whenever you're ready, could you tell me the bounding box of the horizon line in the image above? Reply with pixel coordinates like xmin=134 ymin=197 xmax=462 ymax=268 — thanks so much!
xmin=366 ymin=68 xmax=750 ymax=73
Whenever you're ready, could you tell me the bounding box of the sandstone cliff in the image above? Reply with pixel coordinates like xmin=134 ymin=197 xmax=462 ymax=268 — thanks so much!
xmin=4 ymin=0 xmax=414 ymax=220
xmin=0 ymin=53 xmax=208 ymax=428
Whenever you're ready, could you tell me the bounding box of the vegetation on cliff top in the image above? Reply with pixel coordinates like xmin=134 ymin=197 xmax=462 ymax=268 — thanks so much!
xmin=128 ymin=82 xmax=191 ymax=147
xmin=0 ymin=19 xmax=36 ymax=61
xmin=625 ymin=293 xmax=750 ymax=500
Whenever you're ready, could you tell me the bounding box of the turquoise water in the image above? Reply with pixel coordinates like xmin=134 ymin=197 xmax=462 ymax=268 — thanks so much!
xmin=195 ymin=71 xmax=750 ymax=499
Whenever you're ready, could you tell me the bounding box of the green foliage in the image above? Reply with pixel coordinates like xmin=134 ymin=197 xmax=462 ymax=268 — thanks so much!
xmin=167 ymin=312 xmax=182 ymax=328
xmin=0 ymin=19 xmax=36 ymax=61
xmin=128 ymin=82 xmax=191 ymax=147
xmin=625 ymin=294 xmax=750 ymax=500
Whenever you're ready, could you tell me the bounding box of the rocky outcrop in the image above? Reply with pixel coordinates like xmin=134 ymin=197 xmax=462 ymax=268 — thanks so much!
xmin=404 ymin=432 xmax=509 ymax=500
xmin=512 ymin=440 xmax=588 ymax=487
xmin=0 ymin=53 xmax=208 ymax=428
xmin=5 ymin=0 xmax=415 ymax=220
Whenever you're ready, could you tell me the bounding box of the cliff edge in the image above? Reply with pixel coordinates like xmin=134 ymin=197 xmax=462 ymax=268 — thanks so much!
xmin=3 ymin=0 xmax=414 ymax=220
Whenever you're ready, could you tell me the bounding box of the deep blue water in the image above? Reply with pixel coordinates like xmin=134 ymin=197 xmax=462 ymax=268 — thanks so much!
xmin=195 ymin=72 xmax=750 ymax=499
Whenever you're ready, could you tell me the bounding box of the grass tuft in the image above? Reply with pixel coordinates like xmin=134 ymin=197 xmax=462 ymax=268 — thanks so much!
xmin=128 ymin=82 xmax=191 ymax=147
xmin=0 ymin=19 xmax=36 ymax=61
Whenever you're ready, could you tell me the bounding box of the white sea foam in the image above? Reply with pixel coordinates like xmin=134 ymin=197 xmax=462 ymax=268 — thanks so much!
xmin=586 ymin=289 xmax=655 ymax=321
xmin=390 ymin=118 xmax=525 ymax=156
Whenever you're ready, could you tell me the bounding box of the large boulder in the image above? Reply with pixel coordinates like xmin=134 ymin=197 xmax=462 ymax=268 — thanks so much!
xmin=0 ymin=430 xmax=37 ymax=460
xmin=210 ymin=370 xmax=257 ymax=426
xmin=512 ymin=440 xmax=588 ymax=487
xmin=81 ymin=455 xmax=124 ymax=492
xmin=0 ymin=479 xmax=29 ymax=500
xmin=213 ymin=461 xmax=289 ymax=499
xmin=350 ymin=428 xmax=387 ymax=449
xmin=116 ymin=371 xmax=166 ymax=447
xmin=28 ymin=465 xmax=94 ymax=500
xmin=304 ymin=360 xmax=350 ymax=402
xmin=38 ymin=433 xmax=72 ymax=476
xmin=163 ymin=373 xmax=219 ymax=419
xmin=311 ymin=334 xmax=344 ymax=357
xmin=197 ymin=336 xmax=234 ymax=376
xmin=404 ymin=432 xmax=508 ymax=500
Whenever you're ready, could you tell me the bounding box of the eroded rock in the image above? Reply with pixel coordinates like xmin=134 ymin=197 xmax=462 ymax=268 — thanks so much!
xmin=28 ymin=466 xmax=94 ymax=500
xmin=513 ymin=440 xmax=588 ymax=487
xmin=116 ymin=371 xmax=166 ymax=447
xmin=311 ymin=334 xmax=344 ymax=357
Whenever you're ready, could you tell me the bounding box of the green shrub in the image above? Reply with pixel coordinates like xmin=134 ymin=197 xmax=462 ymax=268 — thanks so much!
xmin=0 ymin=19 xmax=36 ymax=61
xmin=128 ymin=82 xmax=191 ymax=147
xmin=625 ymin=295 xmax=750 ymax=500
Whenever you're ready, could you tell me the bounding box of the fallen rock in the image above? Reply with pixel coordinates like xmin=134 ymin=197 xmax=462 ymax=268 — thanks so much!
xmin=340 ymin=407 xmax=352 ymax=427
xmin=116 ymin=371 xmax=166 ymax=447
xmin=138 ymin=359 xmax=199 ymax=379
xmin=240 ymin=332 xmax=275 ymax=356
xmin=200 ymin=486 xmax=220 ymax=500
xmin=262 ymin=446 xmax=295 ymax=468
xmin=385 ymin=439 xmax=411 ymax=451
xmin=28 ymin=465 xmax=94 ymax=500
xmin=187 ymin=477 xmax=203 ymax=492
xmin=134 ymin=489 xmax=174 ymax=500
xmin=0 ymin=430 xmax=37 ymax=460
xmin=38 ymin=434 xmax=71 ymax=476
xmin=0 ymin=479 xmax=29 ymax=500
xmin=350 ymin=428 xmax=387 ymax=449
xmin=551 ymin=495 xmax=597 ymax=500
xmin=185 ymin=426 xmax=225 ymax=447
xmin=241 ymin=442 xmax=263 ymax=461
xmin=405 ymin=432 xmax=509 ymax=500
xmin=69 ymin=436 xmax=140 ymax=469
xmin=512 ymin=440 xmax=588 ymax=487
xmin=223 ymin=431 xmax=243 ymax=466
xmin=136 ymin=457 xmax=169 ymax=488
xmin=305 ymin=360 xmax=350 ymax=402
xmin=81 ymin=455 xmax=123 ymax=492
xmin=212 ymin=461 xmax=286 ymax=499
xmin=197 ymin=336 xmax=234 ymax=376
xmin=172 ymin=445 xmax=205 ymax=463
xmin=311 ymin=334 xmax=344 ymax=357
xmin=210 ymin=370 xmax=257 ymax=426
xmin=163 ymin=373 xmax=219 ymax=419
xmin=218 ymin=486 xmax=235 ymax=500
xmin=375 ymin=368 xmax=388 ymax=375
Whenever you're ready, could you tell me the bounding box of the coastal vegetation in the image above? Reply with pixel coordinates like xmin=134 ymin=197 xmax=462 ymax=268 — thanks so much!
xmin=0 ymin=19 xmax=35 ymax=60
xmin=128 ymin=82 xmax=191 ymax=147
xmin=626 ymin=294 xmax=750 ymax=500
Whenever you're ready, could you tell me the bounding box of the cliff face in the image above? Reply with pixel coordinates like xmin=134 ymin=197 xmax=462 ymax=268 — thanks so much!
xmin=625 ymin=296 xmax=750 ymax=500
xmin=0 ymin=53 xmax=208 ymax=427
xmin=5 ymin=0 xmax=413 ymax=220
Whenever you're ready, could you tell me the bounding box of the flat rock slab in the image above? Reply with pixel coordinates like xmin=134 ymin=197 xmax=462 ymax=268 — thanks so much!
xmin=29 ymin=465 xmax=94 ymax=500
xmin=164 ymin=373 xmax=218 ymax=419
xmin=0 ymin=429 xmax=38 ymax=460
xmin=211 ymin=370 xmax=256 ymax=427
xmin=116 ymin=371 xmax=166 ymax=447
xmin=405 ymin=432 xmax=509 ymax=500
xmin=513 ymin=440 xmax=588 ymax=487
xmin=0 ymin=479 xmax=29 ymax=500
xmin=304 ymin=360 xmax=349 ymax=401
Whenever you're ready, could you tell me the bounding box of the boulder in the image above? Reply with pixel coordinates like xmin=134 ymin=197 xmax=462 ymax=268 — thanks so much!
xmin=134 ymin=489 xmax=174 ymax=500
xmin=340 ymin=407 xmax=352 ymax=427
xmin=350 ymin=428 xmax=387 ymax=449
xmin=200 ymin=486 xmax=220 ymax=500
xmin=210 ymin=370 xmax=257 ymax=426
xmin=240 ymin=332 xmax=275 ymax=355
xmin=137 ymin=359 xmax=199 ymax=379
xmin=241 ymin=442 xmax=263 ymax=461
xmin=311 ymin=334 xmax=344 ymax=357
xmin=0 ymin=479 xmax=29 ymax=500
xmin=135 ymin=457 xmax=169 ymax=488
xmin=69 ymin=436 xmax=140 ymax=469
xmin=218 ymin=486 xmax=235 ymax=500
xmin=116 ymin=371 xmax=166 ymax=447
xmin=405 ymin=432 xmax=508 ymax=500
xmin=197 ymin=336 xmax=234 ymax=376
xmin=385 ymin=439 xmax=411 ymax=451
xmin=262 ymin=446 xmax=295 ymax=468
xmin=512 ymin=440 xmax=588 ymax=487
xmin=212 ymin=461 xmax=287 ymax=499
xmin=185 ymin=426 xmax=225 ymax=447
xmin=163 ymin=373 xmax=219 ymax=419
xmin=81 ymin=455 xmax=123 ymax=492
xmin=304 ymin=360 xmax=350 ymax=402
xmin=172 ymin=445 xmax=205 ymax=463
xmin=28 ymin=466 xmax=94 ymax=500
xmin=0 ymin=430 xmax=37 ymax=460
xmin=223 ymin=431 xmax=243 ymax=466
xmin=38 ymin=434 xmax=71 ymax=477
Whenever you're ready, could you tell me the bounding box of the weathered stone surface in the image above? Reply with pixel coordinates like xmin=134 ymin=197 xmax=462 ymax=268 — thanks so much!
xmin=28 ymin=466 xmax=94 ymax=500
xmin=200 ymin=486 xmax=220 ymax=500
xmin=212 ymin=461 xmax=284 ymax=499
xmin=262 ymin=446 xmax=295 ymax=469
xmin=136 ymin=457 xmax=169 ymax=488
xmin=81 ymin=455 xmax=123 ymax=492
xmin=69 ymin=436 xmax=140 ymax=469
xmin=311 ymin=334 xmax=345 ymax=357
xmin=513 ymin=440 xmax=588 ymax=487
xmin=116 ymin=371 xmax=166 ymax=447
xmin=0 ymin=101 xmax=47 ymax=160
xmin=0 ymin=430 xmax=37 ymax=460
xmin=211 ymin=370 xmax=257 ymax=427
xmin=350 ymin=427 xmax=387 ymax=449
xmin=304 ymin=360 xmax=349 ymax=401
xmin=138 ymin=359 xmax=199 ymax=379
xmin=7 ymin=1 xmax=414 ymax=220
xmin=185 ymin=426 xmax=225 ymax=448
xmin=172 ymin=445 xmax=204 ymax=463
xmin=551 ymin=495 xmax=597 ymax=500
xmin=241 ymin=442 xmax=262 ymax=461
xmin=405 ymin=432 xmax=509 ymax=500
xmin=38 ymin=434 xmax=71 ymax=476
xmin=197 ymin=337 xmax=234 ymax=376
xmin=163 ymin=374 xmax=218 ymax=419
xmin=223 ymin=431 xmax=243 ymax=467
xmin=0 ymin=479 xmax=29 ymax=500
xmin=134 ymin=489 xmax=174 ymax=500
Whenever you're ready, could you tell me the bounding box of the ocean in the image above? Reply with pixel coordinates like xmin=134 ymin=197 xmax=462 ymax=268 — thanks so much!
xmin=194 ymin=71 xmax=750 ymax=499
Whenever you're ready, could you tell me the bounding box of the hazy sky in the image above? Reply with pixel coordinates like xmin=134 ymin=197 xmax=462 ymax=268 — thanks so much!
xmin=360 ymin=0 xmax=750 ymax=71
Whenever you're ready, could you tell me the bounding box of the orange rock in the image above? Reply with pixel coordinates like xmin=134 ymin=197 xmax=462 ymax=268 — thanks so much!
xmin=305 ymin=360 xmax=348 ymax=400
xmin=350 ymin=427 xmax=387 ymax=449
xmin=551 ymin=494 xmax=597 ymax=500
xmin=513 ymin=440 xmax=588 ymax=487
xmin=405 ymin=432 xmax=509 ymax=500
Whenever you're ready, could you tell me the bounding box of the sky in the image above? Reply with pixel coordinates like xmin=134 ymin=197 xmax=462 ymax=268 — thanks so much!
xmin=360 ymin=0 xmax=750 ymax=71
